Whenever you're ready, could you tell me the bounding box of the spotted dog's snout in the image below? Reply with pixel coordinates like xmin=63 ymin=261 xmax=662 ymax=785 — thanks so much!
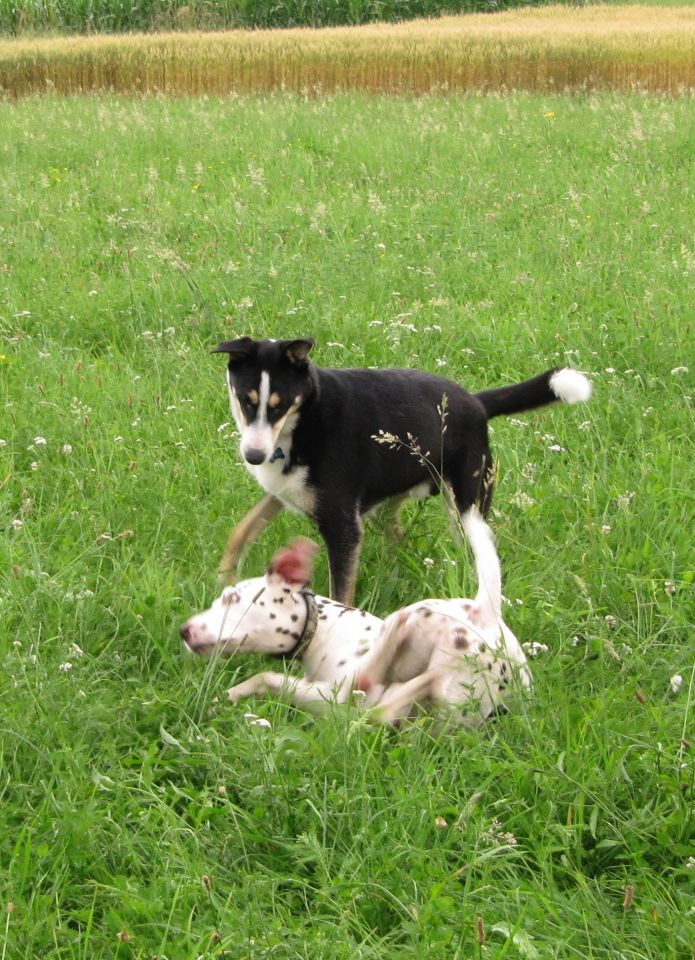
xmin=243 ymin=447 xmax=267 ymax=465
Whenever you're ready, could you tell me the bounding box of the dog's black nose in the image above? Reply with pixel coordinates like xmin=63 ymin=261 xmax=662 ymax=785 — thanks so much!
xmin=180 ymin=623 xmax=191 ymax=642
xmin=244 ymin=448 xmax=267 ymax=465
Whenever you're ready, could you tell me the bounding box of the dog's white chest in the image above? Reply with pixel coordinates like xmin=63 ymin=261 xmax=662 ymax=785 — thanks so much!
xmin=246 ymin=457 xmax=314 ymax=516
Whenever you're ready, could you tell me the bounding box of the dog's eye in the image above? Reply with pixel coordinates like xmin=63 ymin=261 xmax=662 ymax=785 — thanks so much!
xmin=221 ymin=589 xmax=240 ymax=606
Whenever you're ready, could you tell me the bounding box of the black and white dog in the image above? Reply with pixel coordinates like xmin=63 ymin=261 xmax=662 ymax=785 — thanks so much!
xmin=214 ymin=337 xmax=591 ymax=604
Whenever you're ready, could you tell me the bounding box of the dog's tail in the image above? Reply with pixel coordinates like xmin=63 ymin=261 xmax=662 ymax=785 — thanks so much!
xmin=461 ymin=506 xmax=502 ymax=623
xmin=474 ymin=368 xmax=591 ymax=420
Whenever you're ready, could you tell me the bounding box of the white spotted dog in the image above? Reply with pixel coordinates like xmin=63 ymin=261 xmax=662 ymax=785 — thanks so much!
xmin=179 ymin=539 xmax=385 ymax=711
xmin=355 ymin=507 xmax=532 ymax=727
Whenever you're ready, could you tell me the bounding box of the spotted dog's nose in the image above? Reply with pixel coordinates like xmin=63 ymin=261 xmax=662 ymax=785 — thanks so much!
xmin=244 ymin=448 xmax=267 ymax=465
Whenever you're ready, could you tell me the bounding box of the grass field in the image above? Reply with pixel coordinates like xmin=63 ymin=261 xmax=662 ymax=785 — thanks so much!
xmin=0 ymin=92 xmax=694 ymax=957
xmin=3 ymin=6 xmax=695 ymax=98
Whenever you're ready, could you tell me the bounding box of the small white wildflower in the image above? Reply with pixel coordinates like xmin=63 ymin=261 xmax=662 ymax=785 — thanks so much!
xmin=664 ymin=581 xmax=676 ymax=595
xmin=523 ymin=641 xmax=549 ymax=658
xmin=113 ymin=436 xmax=124 ymax=443
xmin=327 ymin=342 xmax=345 ymax=349
xmin=510 ymin=491 xmax=536 ymax=510
xmin=244 ymin=713 xmax=271 ymax=729
xmin=434 ymin=816 xmax=448 ymax=829
xmin=368 ymin=320 xmax=383 ymax=327
xmin=618 ymin=492 xmax=635 ymax=510
xmin=163 ymin=326 xmax=176 ymax=336
xmin=510 ymin=418 xmax=527 ymax=428
xmin=604 ymin=367 xmax=616 ymax=374
xmin=601 ymin=524 xmax=612 ymax=534
xmin=70 ymin=643 xmax=85 ymax=658
xmin=0 ymin=439 xmax=6 ymax=446
xmin=30 ymin=461 xmax=39 ymax=471
xmin=237 ymin=297 xmax=254 ymax=311
xmin=34 ymin=436 xmax=47 ymax=445
xmin=61 ymin=444 xmax=73 ymax=455
xmin=605 ymin=614 xmax=618 ymax=630
xmin=515 ymin=598 xmax=524 ymax=606
xmin=141 ymin=330 xmax=155 ymax=341
xmin=13 ymin=640 xmax=22 ymax=648
xmin=435 ymin=357 xmax=448 ymax=367
xmin=88 ymin=289 xmax=98 ymax=297
xmin=423 ymin=557 xmax=435 ymax=568
xmin=670 ymin=674 xmax=683 ymax=694
xmin=643 ymin=407 xmax=654 ymax=417
xmin=671 ymin=366 xmax=689 ymax=375
xmin=578 ymin=420 xmax=591 ymax=431
xmin=58 ymin=662 xmax=73 ymax=672
xmin=547 ymin=444 xmax=566 ymax=453
xmin=686 ymin=856 xmax=695 ymax=869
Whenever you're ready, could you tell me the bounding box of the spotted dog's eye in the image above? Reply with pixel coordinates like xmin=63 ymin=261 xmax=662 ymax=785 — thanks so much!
xmin=221 ymin=589 xmax=240 ymax=606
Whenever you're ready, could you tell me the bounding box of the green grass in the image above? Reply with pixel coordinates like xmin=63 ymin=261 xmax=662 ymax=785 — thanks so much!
xmin=0 ymin=92 xmax=693 ymax=959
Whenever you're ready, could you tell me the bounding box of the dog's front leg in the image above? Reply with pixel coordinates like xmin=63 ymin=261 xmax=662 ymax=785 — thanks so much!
xmin=218 ymin=494 xmax=283 ymax=585
xmin=317 ymin=507 xmax=363 ymax=605
xmin=227 ymin=673 xmax=349 ymax=710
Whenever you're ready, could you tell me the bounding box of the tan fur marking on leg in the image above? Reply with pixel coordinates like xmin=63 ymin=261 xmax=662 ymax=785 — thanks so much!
xmin=218 ymin=494 xmax=283 ymax=585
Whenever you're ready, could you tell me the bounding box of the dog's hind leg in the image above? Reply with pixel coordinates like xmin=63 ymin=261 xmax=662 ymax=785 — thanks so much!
xmin=218 ymin=494 xmax=283 ymax=585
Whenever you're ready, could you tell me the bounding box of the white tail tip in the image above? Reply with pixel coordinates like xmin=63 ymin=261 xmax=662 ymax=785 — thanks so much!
xmin=550 ymin=368 xmax=592 ymax=404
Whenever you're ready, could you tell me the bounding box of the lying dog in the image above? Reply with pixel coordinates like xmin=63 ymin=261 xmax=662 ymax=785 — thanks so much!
xmin=213 ymin=336 xmax=591 ymax=604
xmin=180 ymin=508 xmax=530 ymax=725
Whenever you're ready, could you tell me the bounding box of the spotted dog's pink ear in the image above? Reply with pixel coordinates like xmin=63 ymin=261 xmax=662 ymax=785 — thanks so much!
xmin=267 ymin=538 xmax=318 ymax=587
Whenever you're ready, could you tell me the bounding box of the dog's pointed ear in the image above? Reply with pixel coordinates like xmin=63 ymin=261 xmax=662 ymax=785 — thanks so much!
xmin=267 ymin=538 xmax=318 ymax=587
xmin=284 ymin=338 xmax=314 ymax=367
xmin=212 ymin=337 xmax=257 ymax=364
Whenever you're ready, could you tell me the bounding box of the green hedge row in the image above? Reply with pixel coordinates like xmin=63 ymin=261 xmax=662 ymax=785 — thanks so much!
xmin=1 ymin=0 xmax=549 ymax=35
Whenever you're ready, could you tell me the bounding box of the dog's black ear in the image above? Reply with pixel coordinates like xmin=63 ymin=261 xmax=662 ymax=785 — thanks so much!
xmin=284 ymin=338 xmax=314 ymax=367
xmin=212 ymin=337 xmax=257 ymax=364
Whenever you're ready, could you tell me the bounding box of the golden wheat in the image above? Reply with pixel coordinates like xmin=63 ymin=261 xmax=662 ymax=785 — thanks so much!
xmin=2 ymin=6 xmax=695 ymax=97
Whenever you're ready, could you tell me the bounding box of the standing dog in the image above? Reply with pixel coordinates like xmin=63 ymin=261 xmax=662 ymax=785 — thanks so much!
xmin=213 ymin=337 xmax=591 ymax=604
xmin=179 ymin=508 xmax=530 ymax=725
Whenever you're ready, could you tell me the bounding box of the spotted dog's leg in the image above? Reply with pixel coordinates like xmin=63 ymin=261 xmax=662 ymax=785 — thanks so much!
xmin=369 ymin=669 xmax=441 ymax=725
xmin=218 ymin=494 xmax=283 ymax=585
xmin=227 ymin=672 xmax=349 ymax=711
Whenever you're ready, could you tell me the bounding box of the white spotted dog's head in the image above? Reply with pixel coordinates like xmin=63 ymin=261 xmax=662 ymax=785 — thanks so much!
xmin=180 ymin=538 xmax=318 ymax=657
xmin=212 ymin=336 xmax=316 ymax=466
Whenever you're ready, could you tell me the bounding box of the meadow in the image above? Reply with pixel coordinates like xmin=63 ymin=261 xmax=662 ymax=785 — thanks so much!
xmin=3 ymin=6 xmax=695 ymax=98
xmin=0 ymin=91 xmax=693 ymax=957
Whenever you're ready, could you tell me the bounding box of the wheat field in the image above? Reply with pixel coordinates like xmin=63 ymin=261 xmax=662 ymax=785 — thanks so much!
xmin=2 ymin=6 xmax=695 ymax=97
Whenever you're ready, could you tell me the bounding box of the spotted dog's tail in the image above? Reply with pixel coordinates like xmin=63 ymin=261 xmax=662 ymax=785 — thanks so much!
xmin=460 ymin=506 xmax=502 ymax=624
xmin=474 ymin=368 xmax=592 ymax=420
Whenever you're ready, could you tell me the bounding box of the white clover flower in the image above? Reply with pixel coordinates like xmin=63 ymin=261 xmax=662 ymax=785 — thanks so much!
xmin=670 ymin=674 xmax=683 ymax=694
xmin=0 ymin=439 xmax=6 ymax=446
xmin=664 ymin=581 xmax=676 ymax=595
xmin=435 ymin=357 xmax=448 ymax=367
xmin=61 ymin=444 xmax=73 ymax=455
xmin=113 ymin=436 xmax=124 ymax=443
xmin=11 ymin=519 xmax=24 ymax=530
xmin=523 ymin=641 xmax=549 ymax=658
xmin=671 ymin=366 xmax=689 ymax=375
xmin=601 ymin=525 xmax=612 ymax=534
xmin=58 ymin=662 xmax=73 ymax=672
xmin=34 ymin=436 xmax=47 ymax=445
xmin=70 ymin=643 xmax=85 ymax=658
xmin=30 ymin=461 xmax=39 ymax=471
xmin=605 ymin=614 xmax=618 ymax=630
xmin=547 ymin=444 xmax=567 ymax=453
xmin=423 ymin=557 xmax=435 ymax=568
